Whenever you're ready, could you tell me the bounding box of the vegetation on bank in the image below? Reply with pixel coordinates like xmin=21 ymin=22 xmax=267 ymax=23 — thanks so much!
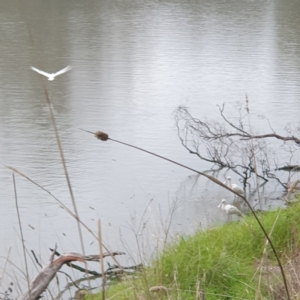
xmin=92 ymin=194 xmax=300 ymax=300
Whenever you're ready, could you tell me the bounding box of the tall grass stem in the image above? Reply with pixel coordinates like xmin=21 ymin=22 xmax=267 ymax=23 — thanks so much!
xmin=12 ymin=174 xmax=31 ymax=300
xmin=97 ymin=220 xmax=106 ymax=300
xmin=80 ymin=128 xmax=290 ymax=300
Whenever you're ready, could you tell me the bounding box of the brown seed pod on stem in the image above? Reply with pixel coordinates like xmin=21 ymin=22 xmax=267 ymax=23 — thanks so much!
xmin=94 ymin=131 xmax=109 ymax=141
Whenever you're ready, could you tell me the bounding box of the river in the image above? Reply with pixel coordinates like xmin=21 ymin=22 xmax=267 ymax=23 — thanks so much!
xmin=0 ymin=0 xmax=299 ymax=298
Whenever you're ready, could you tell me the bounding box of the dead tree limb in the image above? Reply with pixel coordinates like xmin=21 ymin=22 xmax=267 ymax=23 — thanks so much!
xmin=49 ymin=248 xmax=125 ymax=275
xmin=174 ymin=104 xmax=300 ymax=187
xmin=22 ymin=251 xmax=125 ymax=300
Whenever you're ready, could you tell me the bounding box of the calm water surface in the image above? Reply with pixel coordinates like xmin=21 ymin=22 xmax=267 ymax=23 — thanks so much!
xmin=0 ymin=0 xmax=300 ymax=297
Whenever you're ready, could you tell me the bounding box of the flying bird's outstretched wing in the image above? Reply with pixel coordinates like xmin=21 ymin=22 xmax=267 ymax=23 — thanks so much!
xmin=31 ymin=66 xmax=51 ymax=78
xmin=53 ymin=66 xmax=72 ymax=77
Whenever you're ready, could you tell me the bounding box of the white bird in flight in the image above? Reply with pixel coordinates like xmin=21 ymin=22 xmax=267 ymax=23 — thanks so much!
xmin=225 ymin=176 xmax=244 ymax=195
xmin=218 ymin=199 xmax=243 ymax=218
xmin=31 ymin=65 xmax=71 ymax=81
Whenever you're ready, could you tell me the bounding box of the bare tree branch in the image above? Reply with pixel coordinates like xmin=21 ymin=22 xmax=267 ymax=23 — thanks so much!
xmin=174 ymin=104 xmax=300 ymax=187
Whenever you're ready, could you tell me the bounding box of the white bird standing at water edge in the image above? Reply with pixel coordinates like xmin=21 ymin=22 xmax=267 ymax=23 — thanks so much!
xmin=218 ymin=199 xmax=243 ymax=218
xmin=31 ymin=65 xmax=71 ymax=81
xmin=225 ymin=176 xmax=244 ymax=195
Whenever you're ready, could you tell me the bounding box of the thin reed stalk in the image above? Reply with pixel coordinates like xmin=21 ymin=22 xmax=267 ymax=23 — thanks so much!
xmin=0 ymin=247 xmax=11 ymax=288
xmin=16 ymin=1 xmax=91 ymax=287
xmin=43 ymin=88 xmax=86 ymax=259
xmin=12 ymin=174 xmax=31 ymax=300
xmin=255 ymin=211 xmax=281 ymax=300
xmin=4 ymin=165 xmax=121 ymax=268
xmin=244 ymin=96 xmax=288 ymax=298
xmin=97 ymin=220 xmax=106 ymax=300
xmin=80 ymin=128 xmax=290 ymax=300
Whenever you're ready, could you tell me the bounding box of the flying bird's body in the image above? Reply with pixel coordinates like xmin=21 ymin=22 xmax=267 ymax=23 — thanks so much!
xmin=31 ymin=66 xmax=71 ymax=81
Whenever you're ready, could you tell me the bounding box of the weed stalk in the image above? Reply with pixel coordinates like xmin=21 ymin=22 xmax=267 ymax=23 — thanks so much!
xmin=80 ymin=128 xmax=290 ymax=300
xmin=12 ymin=174 xmax=31 ymax=300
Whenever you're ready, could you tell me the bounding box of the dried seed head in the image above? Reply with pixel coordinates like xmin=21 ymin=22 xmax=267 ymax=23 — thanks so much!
xmin=94 ymin=131 xmax=109 ymax=141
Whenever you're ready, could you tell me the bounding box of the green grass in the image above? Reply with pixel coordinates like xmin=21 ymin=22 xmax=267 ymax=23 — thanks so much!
xmin=94 ymin=195 xmax=300 ymax=300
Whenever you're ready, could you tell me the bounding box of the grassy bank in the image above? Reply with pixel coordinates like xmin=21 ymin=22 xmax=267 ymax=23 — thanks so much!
xmin=94 ymin=195 xmax=300 ymax=300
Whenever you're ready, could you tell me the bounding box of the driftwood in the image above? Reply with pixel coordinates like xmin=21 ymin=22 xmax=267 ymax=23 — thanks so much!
xmin=49 ymin=248 xmax=101 ymax=277
xmin=22 ymin=251 xmax=125 ymax=300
